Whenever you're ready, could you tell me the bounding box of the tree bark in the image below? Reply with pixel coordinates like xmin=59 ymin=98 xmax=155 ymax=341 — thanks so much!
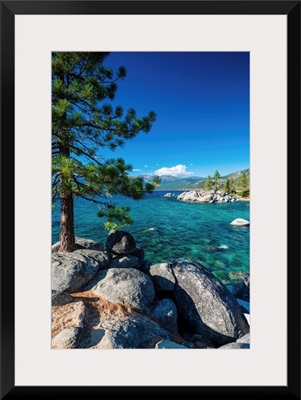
xmin=58 ymin=122 xmax=76 ymax=252
xmin=59 ymin=192 xmax=76 ymax=252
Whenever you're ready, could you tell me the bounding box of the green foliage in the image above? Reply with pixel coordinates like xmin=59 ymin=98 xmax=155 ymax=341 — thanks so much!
xmin=98 ymin=205 xmax=133 ymax=232
xmin=213 ymin=170 xmax=221 ymax=191
xmin=223 ymin=177 xmax=236 ymax=195
xmin=239 ymin=172 xmax=250 ymax=197
xmin=52 ymin=52 xmax=158 ymax=231
xmin=204 ymin=175 xmax=213 ymax=191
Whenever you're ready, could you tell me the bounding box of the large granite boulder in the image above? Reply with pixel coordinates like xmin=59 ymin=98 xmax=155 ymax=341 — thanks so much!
xmin=236 ymin=333 xmax=250 ymax=344
xmin=52 ymin=292 xmax=174 ymax=349
xmin=73 ymin=249 xmax=109 ymax=266
xmin=155 ymin=339 xmax=188 ymax=349
xmin=108 ymin=255 xmax=140 ymax=270
xmin=106 ymin=230 xmax=136 ymax=255
xmin=218 ymin=342 xmax=250 ymax=349
xmin=177 ymin=190 xmax=237 ymax=204
xmin=148 ymin=263 xmax=176 ymax=291
xmin=52 ymin=299 xmax=86 ymax=346
xmin=52 ymin=327 xmax=83 ymax=349
xmin=52 ymin=237 xmax=104 ymax=253
xmin=74 ymin=237 xmax=104 ymax=251
xmin=52 ymin=249 xmax=109 ymax=293
xmin=170 ymin=259 xmax=250 ymax=346
xmin=91 ymin=268 xmax=155 ymax=313
xmin=97 ymin=312 xmax=172 ymax=349
xmin=150 ymin=298 xmax=178 ymax=333
xmin=78 ymin=298 xmax=173 ymax=349
xmin=52 ymin=290 xmax=74 ymax=306
xmin=197 ymin=194 xmax=213 ymax=203
xmin=178 ymin=191 xmax=199 ymax=202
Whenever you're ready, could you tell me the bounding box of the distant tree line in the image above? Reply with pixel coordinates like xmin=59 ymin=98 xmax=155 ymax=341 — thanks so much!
xmin=204 ymin=170 xmax=249 ymax=197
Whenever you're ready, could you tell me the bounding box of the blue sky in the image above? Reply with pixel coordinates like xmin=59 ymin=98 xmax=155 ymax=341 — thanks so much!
xmin=101 ymin=52 xmax=249 ymax=178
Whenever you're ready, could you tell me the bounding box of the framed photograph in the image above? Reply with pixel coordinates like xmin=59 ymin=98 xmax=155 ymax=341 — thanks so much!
xmin=1 ymin=1 xmax=300 ymax=399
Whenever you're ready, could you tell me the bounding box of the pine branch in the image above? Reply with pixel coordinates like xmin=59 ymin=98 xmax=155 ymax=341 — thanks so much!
xmin=72 ymin=175 xmax=105 ymax=199
xmin=69 ymin=143 xmax=103 ymax=166
xmin=52 ymin=173 xmax=61 ymax=188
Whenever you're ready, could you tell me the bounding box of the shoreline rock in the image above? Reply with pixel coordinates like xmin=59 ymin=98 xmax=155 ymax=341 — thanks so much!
xmin=52 ymin=231 xmax=250 ymax=349
xmin=177 ymin=189 xmax=239 ymax=204
xmin=52 ymin=250 xmax=109 ymax=293
xmin=52 ymin=237 xmax=104 ymax=253
xmin=171 ymin=259 xmax=249 ymax=346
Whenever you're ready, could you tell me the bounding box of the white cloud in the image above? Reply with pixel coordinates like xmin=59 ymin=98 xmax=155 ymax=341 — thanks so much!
xmin=132 ymin=168 xmax=142 ymax=172
xmin=144 ymin=165 xmax=148 ymax=168
xmin=154 ymin=164 xmax=194 ymax=177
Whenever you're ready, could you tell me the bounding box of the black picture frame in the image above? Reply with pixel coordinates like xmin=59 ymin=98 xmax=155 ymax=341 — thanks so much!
xmin=1 ymin=1 xmax=300 ymax=399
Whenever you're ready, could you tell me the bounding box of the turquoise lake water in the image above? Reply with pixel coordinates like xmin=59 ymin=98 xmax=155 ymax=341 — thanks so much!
xmin=52 ymin=191 xmax=250 ymax=284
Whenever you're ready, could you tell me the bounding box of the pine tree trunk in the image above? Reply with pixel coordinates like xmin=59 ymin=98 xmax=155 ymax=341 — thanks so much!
xmin=58 ymin=132 xmax=76 ymax=252
xmin=59 ymin=193 xmax=76 ymax=252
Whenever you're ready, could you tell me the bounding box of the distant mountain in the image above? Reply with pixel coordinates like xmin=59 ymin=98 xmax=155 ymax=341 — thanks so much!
xmin=139 ymin=174 xmax=205 ymax=191
xmin=223 ymin=168 xmax=250 ymax=181
xmin=221 ymin=169 xmax=250 ymax=187
xmin=139 ymin=169 xmax=250 ymax=191
xmin=141 ymin=174 xmax=181 ymax=183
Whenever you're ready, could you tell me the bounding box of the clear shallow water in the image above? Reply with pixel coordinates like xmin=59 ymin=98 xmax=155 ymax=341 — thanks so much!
xmin=52 ymin=191 xmax=250 ymax=284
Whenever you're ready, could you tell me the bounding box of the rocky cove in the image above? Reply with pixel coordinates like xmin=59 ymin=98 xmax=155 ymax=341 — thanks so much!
xmin=52 ymin=232 xmax=250 ymax=349
xmin=164 ymin=189 xmax=241 ymax=203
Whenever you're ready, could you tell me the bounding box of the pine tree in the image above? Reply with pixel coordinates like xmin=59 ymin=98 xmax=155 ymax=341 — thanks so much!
xmin=239 ymin=172 xmax=249 ymax=197
xmin=229 ymin=177 xmax=236 ymax=194
xmin=204 ymin=175 xmax=213 ymax=191
xmin=52 ymin=52 xmax=159 ymax=251
xmin=213 ymin=170 xmax=221 ymax=191
xmin=224 ymin=177 xmax=236 ymax=194
xmin=224 ymin=178 xmax=231 ymax=194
